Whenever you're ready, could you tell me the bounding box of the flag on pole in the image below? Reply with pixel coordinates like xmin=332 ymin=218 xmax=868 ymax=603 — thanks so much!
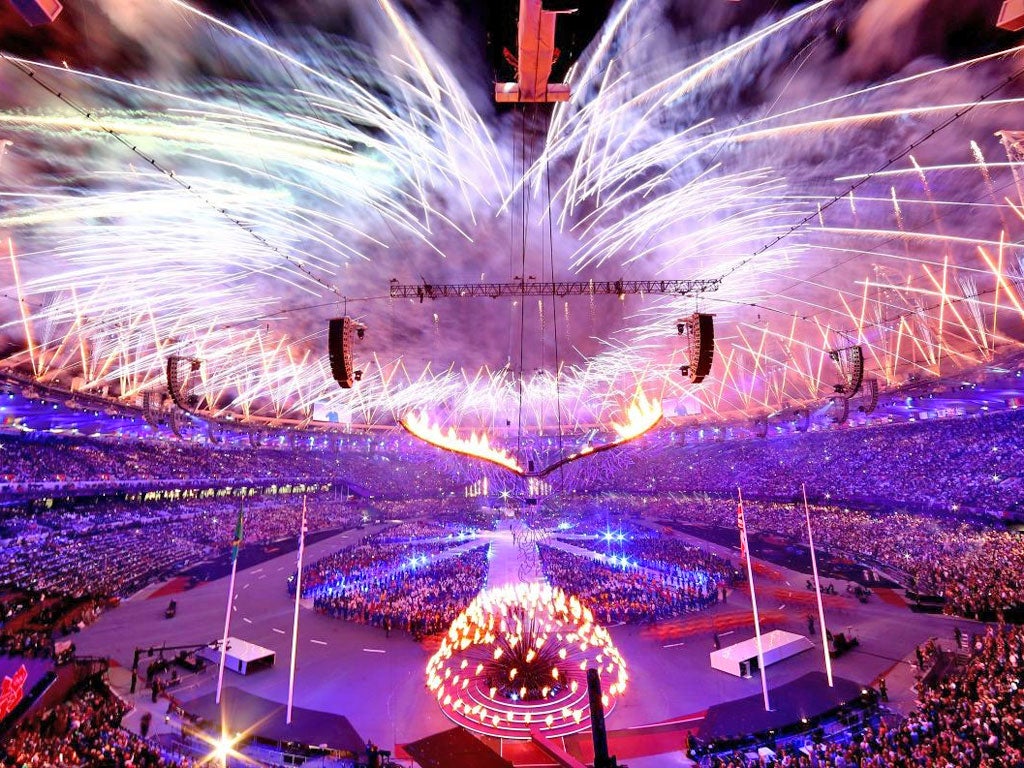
xmin=737 ymin=487 xmax=771 ymax=712
xmin=287 ymin=497 xmax=309 ymax=724
xmin=803 ymin=483 xmax=834 ymax=687
xmin=217 ymin=498 xmax=245 ymax=705
xmin=737 ymin=499 xmax=748 ymax=564
xmin=230 ymin=505 xmax=245 ymax=562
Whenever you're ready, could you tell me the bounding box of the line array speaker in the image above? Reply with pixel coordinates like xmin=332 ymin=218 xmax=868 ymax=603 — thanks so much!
xmin=328 ymin=317 xmax=365 ymax=388
xmin=679 ymin=313 xmax=714 ymax=384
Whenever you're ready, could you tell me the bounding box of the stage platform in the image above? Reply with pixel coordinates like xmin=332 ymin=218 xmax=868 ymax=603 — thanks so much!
xmin=698 ymin=671 xmax=866 ymax=742
xmin=198 ymin=637 xmax=275 ymax=676
xmin=403 ymin=727 xmax=512 ymax=768
xmin=180 ymin=686 xmax=364 ymax=754
xmin=710 ymin=629 xmax=814 ymax=677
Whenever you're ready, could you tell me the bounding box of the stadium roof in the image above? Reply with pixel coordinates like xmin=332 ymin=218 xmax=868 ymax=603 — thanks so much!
xmin=1 ymin=0 xmax=1023 ymax=436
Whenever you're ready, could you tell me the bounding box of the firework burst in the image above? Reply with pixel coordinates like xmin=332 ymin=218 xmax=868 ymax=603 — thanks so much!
xmin=1 ymin=1 xmax=1024 ymax=431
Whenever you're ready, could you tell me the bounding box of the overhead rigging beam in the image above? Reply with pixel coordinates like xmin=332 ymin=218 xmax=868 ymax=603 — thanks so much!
xmin=389 ymin=278 xmax=722 ymax=301
xmin=495 ymin=0 xmax=572 ymax=103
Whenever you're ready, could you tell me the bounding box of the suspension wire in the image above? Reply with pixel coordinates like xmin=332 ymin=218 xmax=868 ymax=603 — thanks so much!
xmin=516 ymin=106 xmax=529 ymax=474
xmin=703 ymin=278 xmax=1018 ymax=340
xmin=659 ymin=161 xmax=1024 ymax=335
xmin=0 ymin=52 xmax=343 ymax=300
xmin=516 ymin=3 xmax=553 ymax=504
xmin=226 ymin=0 xmax=404 ymax=327
xmin=725 ymin=59 xmax=1024 ymax=283
xmin=220 ymin=0 xmax=408 ymax=256
xmin=544 ymin=112 xmax=567 ymax=500
xmin=507 ymin=109 xmax=518 ymax=377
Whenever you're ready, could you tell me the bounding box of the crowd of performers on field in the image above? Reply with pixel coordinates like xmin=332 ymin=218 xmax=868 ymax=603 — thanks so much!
xmin=3 ymin=411 xmax=1024 ymax=766
xmin=3 ymin=492 xmax=1024 ymax=766
xmin=4 ymin=492 xmax=1024 ymax=653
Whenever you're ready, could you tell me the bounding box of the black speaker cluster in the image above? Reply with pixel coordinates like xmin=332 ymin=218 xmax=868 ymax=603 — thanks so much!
xmin=828 ymin=344 xmax=864 ymax=397
xmin=328 ymin=317 xmax=366 ymax=389
xmin=166 ymin=356 xmax=202 ymax=411
xmin=677 ymin=313 xmax=715 ymax=384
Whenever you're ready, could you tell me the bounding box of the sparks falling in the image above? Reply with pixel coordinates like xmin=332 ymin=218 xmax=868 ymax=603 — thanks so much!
xmin=1 ymin=1 xmax=1023 ymax=431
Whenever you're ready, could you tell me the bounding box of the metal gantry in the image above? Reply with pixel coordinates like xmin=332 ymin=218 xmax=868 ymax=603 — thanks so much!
xmin=388 ymin=277 xmax=722 ymax=301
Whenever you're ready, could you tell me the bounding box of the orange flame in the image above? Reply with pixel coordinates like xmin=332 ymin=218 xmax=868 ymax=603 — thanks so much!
xmin=404 ymin=388 xmax=660 ymax=476
xmin=609 ymin=387 xmax=662 ymax=442
xmin=402 ymin=411 xmax=525 ymax=473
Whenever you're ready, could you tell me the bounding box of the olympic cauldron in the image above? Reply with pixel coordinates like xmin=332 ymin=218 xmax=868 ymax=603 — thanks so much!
xmin=425 ymin=582 xmax=628 ymax=738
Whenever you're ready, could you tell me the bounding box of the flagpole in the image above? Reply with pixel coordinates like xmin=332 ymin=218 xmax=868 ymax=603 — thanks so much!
xmin=216 ymin=496 xmax=245 ymax=705
xmin=738 ymin=487 xmax=771 ymax=712
xmin=802 ymin=483 xmax=834 ymax=687
xmin=287 ymin=496 xmax=308 ymax=724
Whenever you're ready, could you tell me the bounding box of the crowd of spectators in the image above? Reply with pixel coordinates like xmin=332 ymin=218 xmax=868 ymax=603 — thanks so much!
xmin=908 ymin=530 xmax=1024 ymax=620
xmin=538 ymin=543 xmax=723 ymax=624
xmin=0 ymin=433 xmax=337 ymax=486
xmin=313 ymin=545 xmax=489 ymax=639
xmin=618 ymin=493 xmax=1024 ymax=621
xmin=6 ymin=401 xmax=1023 ymax=514
xmin=3 ymin=391 xmax=1024 ymax=628
xmin=2 ymin=678 xmax=194 ymax=768
xmin=704 ymin=624 xmax=1024 ymax=767
xmin=0 ymin=590 xmax=108 ymax=660
xmin=1 ymin=494 xmax=359 ymax=599
xmin=596 ymin=409 xmax=1024 ymax=518
xmin=0 ymin=430 xmax=460 ymax=499
xmin=372 ymin=498 xmax=496 ymax=529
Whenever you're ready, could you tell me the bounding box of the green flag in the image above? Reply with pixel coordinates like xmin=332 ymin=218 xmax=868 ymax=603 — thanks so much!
xmin=230 ymin=503 xmax=244 ymax=562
